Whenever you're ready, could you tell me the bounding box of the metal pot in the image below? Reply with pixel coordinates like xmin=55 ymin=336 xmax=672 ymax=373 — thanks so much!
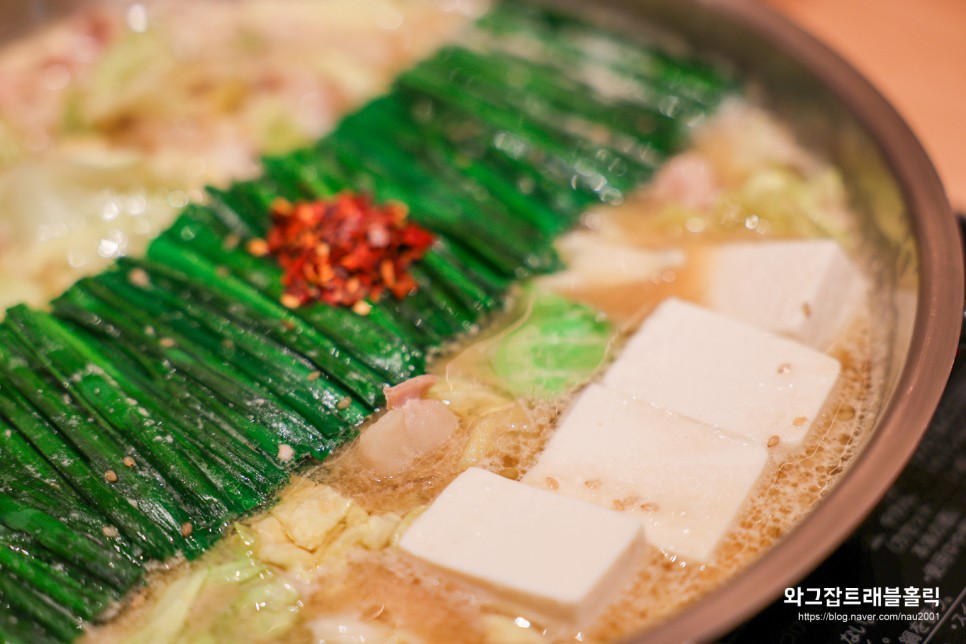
xmin=1 ymin=1 xmax=961 ymax=642
xmin=553 ymin=1 xmax=961 ymax=641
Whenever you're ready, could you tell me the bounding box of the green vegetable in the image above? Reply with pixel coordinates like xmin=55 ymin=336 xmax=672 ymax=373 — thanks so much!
xmin=125 ymin=535 xmax=292 ymax=644
xmin=126 ymin=568 xmax=208 ymax=644
xmin=641 ymin=166 xmax=851 ymax=242
xmin=0 ymin=327 xmax=190 ymax=559
xmin=0 ymin=2 xmax=735 ymax=639
xmin=6 ymin=306 xmax=237 ymax=523
xmin=0 ymin=572 xmax=80 ymax=642
xmin=734 ymin=167 xmax=850 ymax=240
xmin=51 ymin=287 xmax=333 ymax=463
xmin=228 ymin=577 xmax=301 ymax=639
xmin=490 ymin=290 xmax=612 ymax=398
xmin=153 ymin=207 xmax=426 ymax=381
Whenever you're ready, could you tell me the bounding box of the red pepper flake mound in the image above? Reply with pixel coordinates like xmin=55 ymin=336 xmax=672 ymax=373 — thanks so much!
xmin=254 ymin=193 xmax=435 ymax=309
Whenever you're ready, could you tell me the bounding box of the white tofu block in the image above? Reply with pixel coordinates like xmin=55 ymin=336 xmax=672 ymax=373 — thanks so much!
xmin=704 ymin=239 xmax=866 ymax=349
xmin=523 ymin=384 xmax=768 ymax=562
xmin=603 ymin=298 xmax=840 ymax=446
xmin=399 ymin=467 xmax=643 ymax=626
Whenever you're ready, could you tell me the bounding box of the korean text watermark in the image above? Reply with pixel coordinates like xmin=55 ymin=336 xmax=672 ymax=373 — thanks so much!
xmin=784 ymin=586 xmax=941 ymax=609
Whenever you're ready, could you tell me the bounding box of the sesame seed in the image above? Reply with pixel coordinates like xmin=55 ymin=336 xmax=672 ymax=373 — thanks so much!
xmin=767 ymin=435 xmax=780 ymax=448
xmin=307 ymin=371 xmax=322 ymax=381
xmin=102 ymin=526 xmax=120 ymax=538
xmin=584 ymin=479 xmax=601 ymax=490
xmin=104 ymin=469 xmax=118 ymax=483
xmin=181 ymin=522 xmax=193 ymax=538
xmin=215 ymin=265 xmax=231 ymax=278
xmin=159 ymin=337 xmax=176 ymax=348
xmin=280 ymin=293 xmax=301 ymax=309
xmin=223 ymin=233 xmax=241 ymax=250
xmin=793 ymin=416 xmax=807 ymax=427
xmin=123 ymin=456 xmax=136 ymax=468
xmin=612 ymin=499 xmax=625 ymax=511
xmin=352 ymin=300 xmax=372 ymax=316
xmin=777 ymin=363 xmax=791 ymax=375
xmin=128 ymin=268 xmax=150 ymax=288
xmin=802 ymin=302 xmax=812 ymax=317
xmin=337 ymin=397 xmax=352 ymax=410
xmin=277 ymin=443 xmax=294 ymax=463
xmin=546 ymin=477 xmax=559 ymax=490
xmin=639 ymin=502 xmax=660 ymax=512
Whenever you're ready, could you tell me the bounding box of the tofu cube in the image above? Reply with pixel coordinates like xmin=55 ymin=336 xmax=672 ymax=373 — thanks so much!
xmin=523 ymin=384 xmax=768 ymax=562
xmin=703 ymin=239 xmax=866 ymax=349
xmin=603 ymin=298 xmax=840 ymax=446
xmin=399 ymin=467 xmax=643 ymax=626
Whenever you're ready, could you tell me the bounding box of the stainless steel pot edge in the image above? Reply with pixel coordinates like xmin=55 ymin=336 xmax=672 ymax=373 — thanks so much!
xmin=627 ymin=1 xmax=963 ymax=642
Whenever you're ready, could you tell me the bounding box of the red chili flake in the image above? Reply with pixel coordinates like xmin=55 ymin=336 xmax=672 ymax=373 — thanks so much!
xmin=258 ymin=193 xmax=435 ymax=308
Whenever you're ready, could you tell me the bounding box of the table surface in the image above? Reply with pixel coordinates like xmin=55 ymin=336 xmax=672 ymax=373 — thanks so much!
xmin=765 ymin=0 xmax=966 ymax=212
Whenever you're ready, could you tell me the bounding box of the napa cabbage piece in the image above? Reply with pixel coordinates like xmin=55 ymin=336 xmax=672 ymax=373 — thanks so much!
xmin=0 ymin=148 xmax=187 ymax=310
xmin=126 ymin=568 xmax=209 ymax=644
xmin=0 ymin=147 xmax=187 ymax=310
xmin=63 ymin=25 xmax=309 ymax=157
xmin=642 ymin=165 xmax=849 ymax=241
xmin=122 ymin=537 xmax=282 ymax=644
xmin=642 ymin=101 xmax=852 ymax=242
xmin=114 ymin=479 xmax=409 ymax=643
xmin=67 ymin=29 xmax=175 ymax=131
xmin=727 ymin=165 xmax=850 ymax=240
xmin=246 ymin=477 xmax=398 ymax=573
xmin=489 ymin=289 xmax=612 ymax=399
xmin=432 ymin=378 xmax=543 ymax=471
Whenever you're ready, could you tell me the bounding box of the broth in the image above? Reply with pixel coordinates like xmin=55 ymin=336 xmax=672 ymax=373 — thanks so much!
xmin=84 ymin=100 xmax=890 ymax=643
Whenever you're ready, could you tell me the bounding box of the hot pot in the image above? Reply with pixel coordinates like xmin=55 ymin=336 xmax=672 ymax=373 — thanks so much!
xmin=569 ymin=1 xmax=962 ymax=641
xmin=1 ymin=1 xmax=962 ymax=642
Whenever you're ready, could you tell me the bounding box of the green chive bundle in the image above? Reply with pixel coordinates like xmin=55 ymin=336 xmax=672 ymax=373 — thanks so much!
xmin=0 ymin=3 xmax=734 ymax=640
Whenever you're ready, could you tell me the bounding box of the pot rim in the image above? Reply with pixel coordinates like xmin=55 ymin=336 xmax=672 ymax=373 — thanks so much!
xmin=630 ymin=2 xmax=963 ymax=642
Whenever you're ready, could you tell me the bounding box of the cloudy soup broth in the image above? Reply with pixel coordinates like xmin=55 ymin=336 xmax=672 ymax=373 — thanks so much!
xmin=86 ymin=97 xmax=891 ymax=643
